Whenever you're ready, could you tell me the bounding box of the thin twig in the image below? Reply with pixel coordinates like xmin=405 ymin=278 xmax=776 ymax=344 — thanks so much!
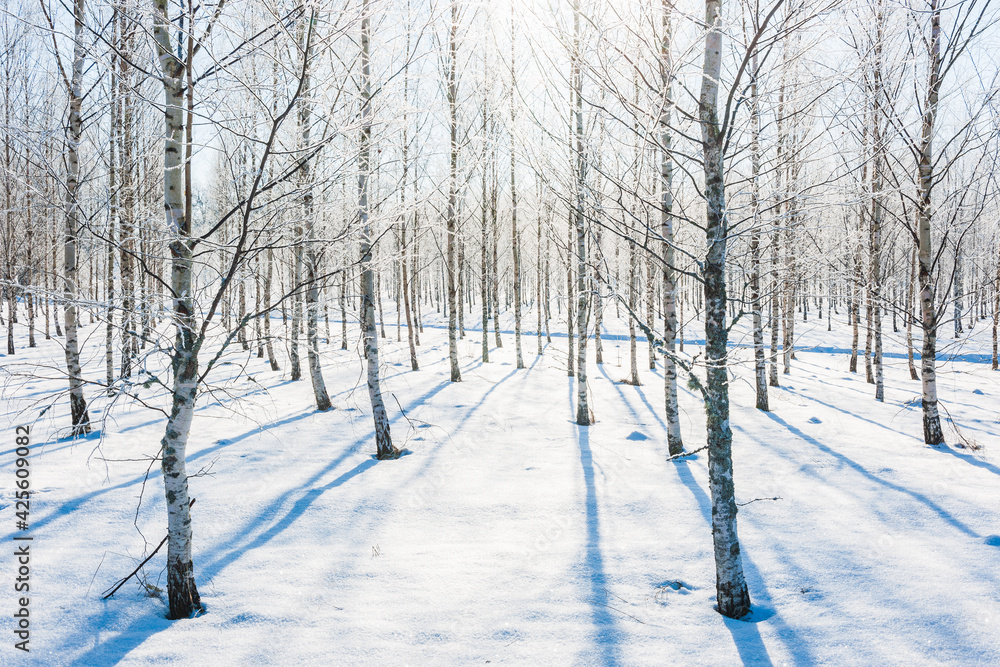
xmin=666 ymin=445 xmax=708 ymax=461
xmin=102 ymin=499 xmax=196 ymax=600
xmin=737 ymin=496 xmax=781 ymax=507
xmin=594 ymin=601 xmax=646 ymax=625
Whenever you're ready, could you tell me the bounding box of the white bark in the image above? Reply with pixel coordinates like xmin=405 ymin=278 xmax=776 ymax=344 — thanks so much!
xmin=152 ymin=0 xmax=200 ymax=618
xmin=446 ymin=0 xmax=462 ymax=382
xmin=361 ymin=0 xmax=397 ymax=458
xmin=661 ymin=1 xmax=683 ymax=452
xmin=299 ymin=12 xmax=331 ymax=411
xmin=699 ymin=0 xmax=750 ymax=619
xmin=62 ymin=0 xmax=91 ymax=436
xmin=573 ymin=0 xmax=592 ymax=426
xmin=916 ymin=0 xmax=944 ymax=445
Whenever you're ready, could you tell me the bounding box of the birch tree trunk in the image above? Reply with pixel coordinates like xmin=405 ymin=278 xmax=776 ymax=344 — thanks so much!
xmin=264 ymin=247 xmax=280 ymax=371
xmin=152 ymin=0 xmax=199 ymax=618
xmin=870 ymin=12 xmax=885 ymax=401
xmin=992 ymin=248 xmax=998 ymax=370
xmin=511 ymin=14 xmax=524 ymax=369
xmin=536 ymin=198 xmax=544 ymax=355
xmin=594 ymin=226 xmax=603 ymax=365
xmin=566 ymin=208 xmax=574 ymax=377
xmin=491 ymin=170 xmax=502 ymax=349
xmin=480 ymin=98 xmax=490 ymax=364
xmin=699 ymin=0 xmax=750 ymax=619
xmin=661 ymin=0 xmax=683 ymax=452
xmin=573 ymin=0 xmax=592 ymax=426
xmin=782 ymin=193 xmax=795 ymax=374
xmin=290 ymin=223 xmax=303 ymax=380
xmin=907 ymin=246 xmax=919 ymax=379
xmin=916 ymin=0 xmax=944 ymax=445
xmin=361 ymin=0 xmax=398 ymax=458
xmin=340 ymin=269 xmax=348 ymax=349
xmin=850 ymin=236 xmax=861 ymax=372
xmin=628 ymin=228 xmax=640 ymax=386
xmin=401 ymin=32 xmax=418 ymax=372
xmin=646 ymin=255 xmax=656 ymax=370
xmin=446 ymin=0 xmax=462 ymax=382
xmin=769 ymin=232 xmax=780 ymax=387
xmin=544 ymin=233 xmax=552 ymax=342
xmin=300 ymin=13 xmax=330 ymax=411
xmin=106 ymin=25 xmax=118 ymax=390
xmin=749 ymin=46 xmax=768 ymax=412
xmin=953 ymin=246 xmax=963 ymax=338
xmin=61 ymin=0 xmax=91 ymax=436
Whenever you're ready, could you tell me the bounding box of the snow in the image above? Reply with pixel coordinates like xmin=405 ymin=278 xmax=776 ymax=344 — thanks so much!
xmin=2 ymin=306 xmax=999 ymax=665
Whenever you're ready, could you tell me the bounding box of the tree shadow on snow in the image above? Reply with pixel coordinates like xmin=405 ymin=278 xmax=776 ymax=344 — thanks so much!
xmin=934 ymin=443 xmax=1000 ymax=478
xmin=0 ymin=408 xmax=325 ymax=542
xmin=570 ymin=379 xmax=623 ymax=666
xmin=198 ymin=456 xmax=378 ymax=583
xmin=196 ymin=363 xmax=521 ymax=584
xmin=61 ymin=599 xmax=173 ymax=666
xmin=596 ymin=364 xmax=810 ymax=665
xmin=722 ymin=613 xmax=774 ymax=667
xmin=779 ymin=387 xmax=923 ymax=444
xmin=762 ymin=412 xmax=980 ymax=539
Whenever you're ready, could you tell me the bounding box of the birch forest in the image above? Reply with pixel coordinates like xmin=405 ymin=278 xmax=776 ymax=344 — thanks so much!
xmin=2 ymin=0 xmax=1000 ymax=662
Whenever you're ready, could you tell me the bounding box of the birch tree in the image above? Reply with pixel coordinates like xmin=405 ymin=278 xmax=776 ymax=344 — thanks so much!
xmin=360 ymin=0 xmax=398 ymax=459
xmin=660 ymin=0 xmax=683 ymax=453
xmin=445 ymin=0 xmax=462 ymax=383
xmin=573 ymin=0 xmax=592 ymax=426
xmin=699 ymin=0 xmax=751 ymax=619
xmin=41 ymin=0 xmax=92 ymax=436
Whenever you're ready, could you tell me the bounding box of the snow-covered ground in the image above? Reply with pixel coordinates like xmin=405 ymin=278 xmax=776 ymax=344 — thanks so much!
xmin=2 ymin=303 xmax=999 ymax=665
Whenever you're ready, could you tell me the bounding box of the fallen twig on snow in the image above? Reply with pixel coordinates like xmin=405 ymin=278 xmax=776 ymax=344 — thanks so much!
xmin=101 ymin=498 xmax=195 ymax=600
xmin=666 ymin=445 xmax=708 ymax=461
xmin=737 ymin=496 xmax=781 ymax=507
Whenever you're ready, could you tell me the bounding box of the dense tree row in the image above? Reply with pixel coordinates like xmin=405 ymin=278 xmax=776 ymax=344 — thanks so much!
xmin=2 ymin=0 xmax=997 ymax=620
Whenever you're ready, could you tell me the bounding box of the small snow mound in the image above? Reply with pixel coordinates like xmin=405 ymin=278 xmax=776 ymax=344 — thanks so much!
xmin=807 ymin=417 xmax=822 ymax=424
xmin=985 ymin=535 xmax=1000 ymax=547
xmin=654 ymin=580 xmax=693 ymax=603
xmin=626 ymin=431 xmax=649 ymax=441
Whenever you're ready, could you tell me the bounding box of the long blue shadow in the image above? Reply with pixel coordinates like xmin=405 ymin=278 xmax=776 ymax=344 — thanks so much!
xmin=731 ymin=547 xmax=817 ymax=665
xmin=649 ymin=398 xmax=811 ymax=662
xmin=574 ymin=413 xmax=622 ymax=665
xmin=723 ymin=612 xmax=774 ymax=667
xmin=199 ymin=458 xmax=377 ymax=583
xmin=595 ymin=364 xmax=667 ymax=431
xmin=760 ymin=412 xmax=980 ymax=538
xmin=781 ymin=387 xmax=923 ymax=444
xmin=0 ymin=408 xmax=326 ymax=542
xmin=348 ymin=360 xmax=527 ymax=510
xmin=197 ymin=357 xmax=507 ymax=581
xmin=65 ymin=605 xmax=171 ymax=666
xmin=936 ymin=443 xmax=1000 ymax=478
xmin=667 ymin=435 xmax=809 ymax=665
xmin=7 ymin=339 xmax=487 ymax=541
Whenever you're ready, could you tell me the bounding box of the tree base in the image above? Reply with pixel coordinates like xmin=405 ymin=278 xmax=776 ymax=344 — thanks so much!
xmin=376 ymin=443 xmax=402 ymax=460
xmin=716 ymin=588 xmax=752 ymax=620
xmin=166 ymin=562 xmax=202 ymax=620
